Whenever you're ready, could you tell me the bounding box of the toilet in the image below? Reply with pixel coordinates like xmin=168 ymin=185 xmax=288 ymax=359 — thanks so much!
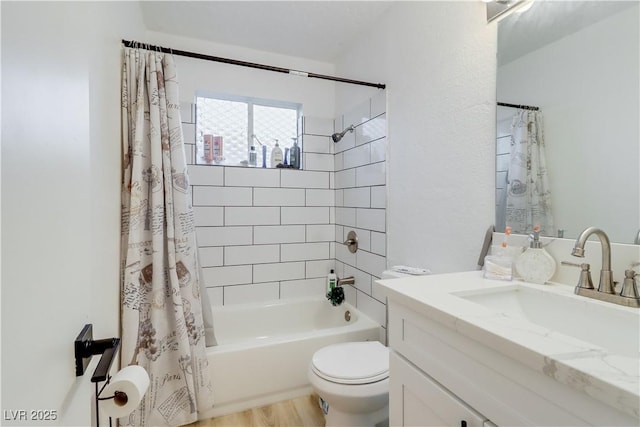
xmin=308 ymin=268 xmax=423 ymax=426
xmin=308 ymin=341 xmax=390 ymax=427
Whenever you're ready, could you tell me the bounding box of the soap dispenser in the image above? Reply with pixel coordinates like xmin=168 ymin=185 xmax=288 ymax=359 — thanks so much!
xmin=515 ymin=226 xmax=557 ymax=284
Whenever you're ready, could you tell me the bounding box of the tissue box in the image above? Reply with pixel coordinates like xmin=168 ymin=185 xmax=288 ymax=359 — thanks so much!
xmin=483 ymin=255 xmax=514 ymax=281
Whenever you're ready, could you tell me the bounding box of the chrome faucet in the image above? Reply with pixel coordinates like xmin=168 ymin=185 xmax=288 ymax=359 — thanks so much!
xmin=571 ymin=227 xmax=614 ymax=294
xmin=634 ymin=229 xmax=640 ymax=245
xmin=570 ymin=227 xmax=639 ymax=308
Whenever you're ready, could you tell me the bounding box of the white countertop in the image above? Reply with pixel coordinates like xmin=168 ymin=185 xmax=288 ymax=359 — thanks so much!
xmin=375 ymin=271 xmax=640 ymax=420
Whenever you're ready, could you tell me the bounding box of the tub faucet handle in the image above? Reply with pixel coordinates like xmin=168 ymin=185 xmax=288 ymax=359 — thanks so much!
xmin=343 ymin=230 xmax=359 ymax=254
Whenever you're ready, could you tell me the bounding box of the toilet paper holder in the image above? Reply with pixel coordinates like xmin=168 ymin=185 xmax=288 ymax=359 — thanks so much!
xmin=74 ymin=323 xmax=120 ymax=382
xmin=75 ymin=324 xmax=123 ymax=427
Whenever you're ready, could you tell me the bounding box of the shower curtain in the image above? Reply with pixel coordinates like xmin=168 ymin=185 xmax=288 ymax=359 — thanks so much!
xmin=120 ymin=48 xmax=214 ymax=426
xmin=505 ymin=109 xmax=554 ymax=236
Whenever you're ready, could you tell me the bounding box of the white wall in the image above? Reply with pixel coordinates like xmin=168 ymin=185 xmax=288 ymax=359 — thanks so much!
xmin=143 ymin=31 xmax=336 ymax=118
xmin=335 ymin=2 xmax=497 ymax=273
xmin=497 ymin=5 xmax=639 ymax=243
xmin=1 ymin=2 xmax=144 ymax=425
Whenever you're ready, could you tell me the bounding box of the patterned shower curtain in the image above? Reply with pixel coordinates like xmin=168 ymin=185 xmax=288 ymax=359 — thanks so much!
xmin=120 ymin=47 xmax=214 ymax=426
xmin=505 ymin=109 xmax=554 ymax=236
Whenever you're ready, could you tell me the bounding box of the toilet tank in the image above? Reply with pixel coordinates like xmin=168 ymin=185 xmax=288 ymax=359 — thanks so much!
xmin=381 ymin=266 xmax=431 ymax=279
xmin=381 ymin=270 xmax=410 ymax=279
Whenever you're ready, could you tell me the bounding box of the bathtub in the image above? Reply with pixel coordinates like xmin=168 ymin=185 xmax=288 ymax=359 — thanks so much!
xmin=199 ymin=296 xmax=383 ymax=419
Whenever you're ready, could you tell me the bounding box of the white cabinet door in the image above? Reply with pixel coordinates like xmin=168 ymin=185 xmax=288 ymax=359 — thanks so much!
xmin=390 ymin=352 xmax=491 ymax=427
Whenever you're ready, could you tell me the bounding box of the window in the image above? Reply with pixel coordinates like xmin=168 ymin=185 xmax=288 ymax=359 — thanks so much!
xmin=195 ymin=92 xmax=301 ymax=168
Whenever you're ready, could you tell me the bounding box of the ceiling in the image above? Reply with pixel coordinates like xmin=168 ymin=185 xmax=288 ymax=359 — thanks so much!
xmin=139 ymin=1 xmax=394 ymax=63
xmin=498 ymin=0 xmax=637 ymax=66
xmin=140 ymin=1 xmax=637 ymax=66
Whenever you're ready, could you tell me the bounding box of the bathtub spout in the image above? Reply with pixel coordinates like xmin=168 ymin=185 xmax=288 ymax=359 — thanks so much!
xmin=338 ymin=276 xmax=355 ymax=286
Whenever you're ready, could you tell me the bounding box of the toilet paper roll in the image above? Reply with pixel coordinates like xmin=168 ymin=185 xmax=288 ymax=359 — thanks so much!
xmin=101 ymin=365 xmax=150 ymax=418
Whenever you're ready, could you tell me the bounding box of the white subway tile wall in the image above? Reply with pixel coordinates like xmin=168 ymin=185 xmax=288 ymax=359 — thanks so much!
xmin=192 ymin=207 xmax=224 ymax=227
xmin=184 ymin=112 xmax=337 ymax=306
xmin=280 ymin=277 xmax=326 ymax=299
xmin=193 ymin=186 xmax=253 ymax=206
xmin=253 ymin=188 xmax=305 ymax=206
xmin=281 ymin=169 xmax=329 ymax=189
xmin=182 ymin=93 xmax=387 ymax=331
xmin=253 ymin=261 xmax=306 ymax=283
xmin=253 ymin=225 xmax=306 ymax=244
xmin=306 ymin=224 xmax=335 ymax=242
xmin=334 ymin=97 xmax=388 ymax=329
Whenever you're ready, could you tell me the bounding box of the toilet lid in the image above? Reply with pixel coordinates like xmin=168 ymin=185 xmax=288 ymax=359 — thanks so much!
xmin=311 ymin=341 xmax=389 ymax=385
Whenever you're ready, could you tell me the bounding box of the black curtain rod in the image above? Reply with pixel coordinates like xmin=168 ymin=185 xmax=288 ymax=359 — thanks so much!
xmin=122 ymin=39 xmax=386 ymax=90
xmin=497 ymin=101 xmax=539 ymax=111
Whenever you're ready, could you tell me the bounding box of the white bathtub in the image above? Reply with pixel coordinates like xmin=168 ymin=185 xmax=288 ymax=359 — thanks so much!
xmin=199 ymin=296 xmax=383 ymax=419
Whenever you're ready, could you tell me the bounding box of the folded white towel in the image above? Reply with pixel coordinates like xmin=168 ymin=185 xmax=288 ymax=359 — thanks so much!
xmin=391 ymin=265 xmax=431 ymax=276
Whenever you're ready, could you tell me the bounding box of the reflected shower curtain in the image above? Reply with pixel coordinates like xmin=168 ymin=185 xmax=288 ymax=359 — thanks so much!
xmin=120 ymin=48 xmax=214 ymax=426
xmin=505 ymin=110 xmax=554 ymax=235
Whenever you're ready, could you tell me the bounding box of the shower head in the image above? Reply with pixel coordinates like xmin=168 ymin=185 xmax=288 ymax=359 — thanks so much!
xmin=331 ymin=125 xmax=355 ymax=143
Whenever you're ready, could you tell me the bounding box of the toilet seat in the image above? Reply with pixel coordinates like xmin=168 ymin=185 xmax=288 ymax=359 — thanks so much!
xmin=311 ymin=341 xmax=389 ymax=385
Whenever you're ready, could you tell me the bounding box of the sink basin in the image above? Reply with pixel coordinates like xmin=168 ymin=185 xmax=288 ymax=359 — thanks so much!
xmin=456 ymin=285 xmax=640 ymax=358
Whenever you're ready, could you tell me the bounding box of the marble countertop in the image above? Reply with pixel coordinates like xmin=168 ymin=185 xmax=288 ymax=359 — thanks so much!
xmin=375 ymin=271 xmax=640 ymax=420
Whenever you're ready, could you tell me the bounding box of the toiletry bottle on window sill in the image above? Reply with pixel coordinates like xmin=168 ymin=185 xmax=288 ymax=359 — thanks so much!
xmin=203 ymin=133 xmax=214 ymax=162
xmin=249 ymin=145 xmax=257 ymax=167
xmin=283 ymin=148 xmax=290 ymax=166
xmin=290 ymin=137 xmax=301 ymax=169
xmin=271 ymin=139 xmax=283 ymax=168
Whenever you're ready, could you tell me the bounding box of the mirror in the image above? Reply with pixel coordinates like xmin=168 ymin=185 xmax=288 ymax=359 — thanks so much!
xmin=495 ymin=1 xmax=639 ymax=244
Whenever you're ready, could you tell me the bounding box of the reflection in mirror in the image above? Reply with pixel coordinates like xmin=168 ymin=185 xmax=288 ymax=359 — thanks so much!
xmin=495 ymin=1 xmax=639 ymax=244
xmin=486 ymin=0 xmax=532 ymax=23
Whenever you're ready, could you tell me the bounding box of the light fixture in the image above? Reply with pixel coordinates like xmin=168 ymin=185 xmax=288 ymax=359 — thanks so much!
xmin=486 ymin=0 xmax=535 ymax=23
xmin=515 ymin=0 xmax=535 ymax=14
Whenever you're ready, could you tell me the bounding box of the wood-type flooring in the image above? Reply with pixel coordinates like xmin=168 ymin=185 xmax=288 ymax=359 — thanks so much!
xmin=188 ymin=394 xmax=325 ymax=427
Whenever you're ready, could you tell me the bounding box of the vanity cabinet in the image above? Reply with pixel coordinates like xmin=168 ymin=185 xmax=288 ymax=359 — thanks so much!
xmin=390 ymin=352 xmax=495 ymax=427
xmin=386 ymin=298 xmax=637 ymax=427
